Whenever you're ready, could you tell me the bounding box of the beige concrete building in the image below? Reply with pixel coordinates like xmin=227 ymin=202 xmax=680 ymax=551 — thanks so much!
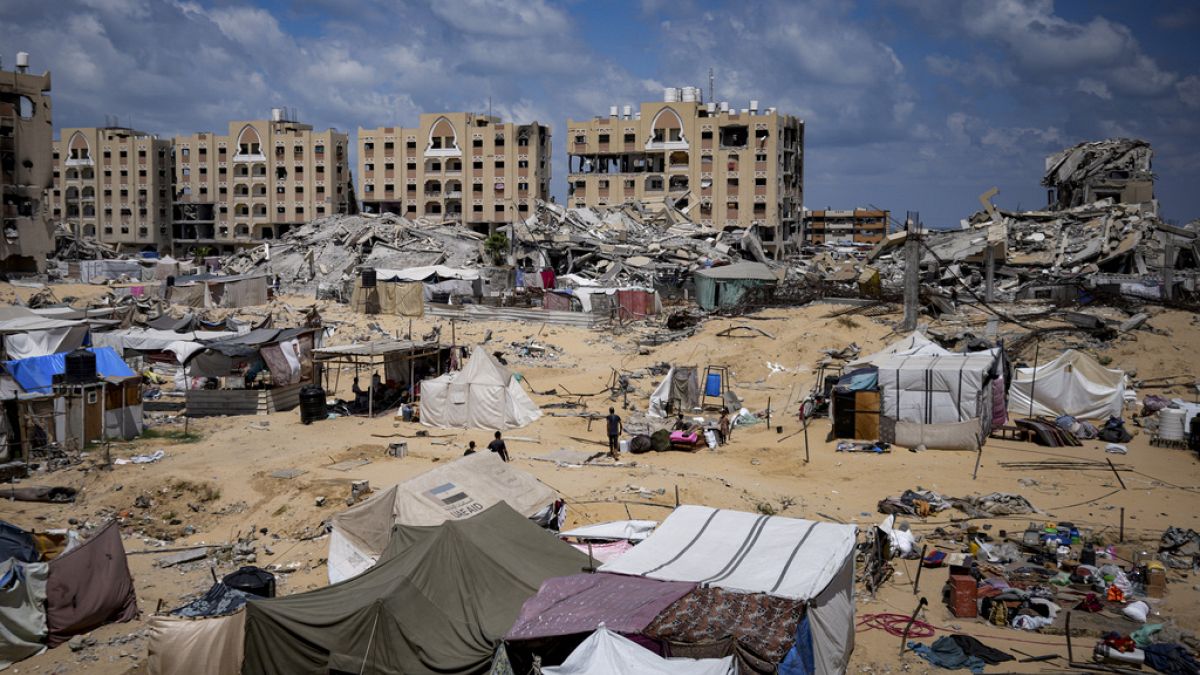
xmin=50 ymin=126 xmax=173 ymax=252
xmin=567 ymin=88 xmax=804 ymax=259
xmin=173 ymin=109 xmax=351 ymax=254
xmin=357 ymin=113 xmax=551 ymax=234
xmin=0 ymin=53 xmax=54 ymax=273
xmin=804 ymin=208 xmax=890 ymax=245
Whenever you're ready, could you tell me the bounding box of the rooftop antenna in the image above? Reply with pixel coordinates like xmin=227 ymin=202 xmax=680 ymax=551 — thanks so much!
xmin=708 ymin=67 xmax=714 ymax=104
xmin=488 ymin=96 xmax=492 ymax=119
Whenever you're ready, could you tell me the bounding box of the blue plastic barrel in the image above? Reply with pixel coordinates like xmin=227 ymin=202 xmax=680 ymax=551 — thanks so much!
xmin=705 ymin=373 xmax=722 ymax=397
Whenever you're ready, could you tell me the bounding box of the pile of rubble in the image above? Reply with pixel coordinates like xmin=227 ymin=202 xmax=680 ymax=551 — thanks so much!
xmin=515 ymin=199 xmax=747 ymax=288
xmin=860 ymin=138 xmax=1199 ymax=305
xmin=221 ymin=213 xmax=487 ymax=294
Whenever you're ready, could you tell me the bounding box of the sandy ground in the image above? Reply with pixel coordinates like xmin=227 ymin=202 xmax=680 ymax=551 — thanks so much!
xmin=3 ymin=288 xmax=1200 ymax=673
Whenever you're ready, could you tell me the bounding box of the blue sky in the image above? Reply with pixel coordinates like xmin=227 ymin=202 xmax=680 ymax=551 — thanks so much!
xmin=3 ymin=0 xmax=1198 ymax=226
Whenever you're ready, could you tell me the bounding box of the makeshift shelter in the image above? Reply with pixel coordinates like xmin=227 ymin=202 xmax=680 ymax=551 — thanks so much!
xmin=648 ymin=366 xmax=700 ymax=417
xmin=350 ymin=278 xmax=425 ymax=317
xmin=147 ymin=584 xmax=249 ymax=675
xmin=600 ymin=505 xmax=858 ymax=675
xmin=243 ymin=503 xmax=588 ymax=675
xmin=181 ymin=328 xmax=317 ymax=416
xmin=165 ymin=274 xmax=270 ymax=309
xmin=419 ymin=345 xmax=541 ymax=430
xmin=0 ymin=307 xmax=89 ymax=360
xmin=328 ymin=451 xmax=559 ymax=582
xmin=0 ymin=558 xmax=49 ymax=670
xmin=1008 ymin=349 xmax=1125 ymax=420
xmin=542 ymin=626 xmax=735 ymax=675
xmin=692 ymin=262 xmax=778 ymax=311
xmin=543 ymin=287 xmax=662 ymax=320
xmin=44 ymin=521 xmax=138 ymax=647
xmin=873 ymin=351 xmax=1007 ymax=449
xmin=312 ymin=340 xmax=448 ymax=417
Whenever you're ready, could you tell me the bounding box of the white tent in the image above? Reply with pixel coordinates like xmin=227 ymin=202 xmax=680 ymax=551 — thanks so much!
xmin=419 ymin=345 xmax=541 ymax=430
xmin=600 ymin=505 xmax=857 ymax=675
xmin=846 ymin=331 xmax=949 ymax=368
xmin=0 ymin=307 xmax=89 ymax=360
xmin=543 ymin=626 xmax=734 ymax=675
xmin=876 ymin=352 xmax=1000 ymax=426
xmin=1008 ymin=349 xmax=1124 ymax=420
xmin=327 ymin=452 xmax=558 ymax=582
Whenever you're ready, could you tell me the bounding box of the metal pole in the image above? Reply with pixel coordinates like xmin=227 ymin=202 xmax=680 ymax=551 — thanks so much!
xmin=1119 ymin=507 xmax=1125 ymax=542
xmin=899 ymin=597 xmax=928 ymax=657
xmin=803 ymin=415 xmax=810 ymax=464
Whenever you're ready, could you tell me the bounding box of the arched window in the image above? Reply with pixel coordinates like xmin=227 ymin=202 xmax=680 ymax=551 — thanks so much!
xmin=81 ymin=186 xmax=95 ymax=198
xmin=65 ymin=186 xmax=79 ymax=200
xmin=67 ymin=131 xmax=93 ymax=163
xmin=647 ymin=107 xmax=687 ymax=148
xmin=424 ymin=180 xmax=441 ymax=194
xmin=425 ymin=117 xmax=461 ymax=156
xmin=235 ymin=125 xmax=264 ymax=159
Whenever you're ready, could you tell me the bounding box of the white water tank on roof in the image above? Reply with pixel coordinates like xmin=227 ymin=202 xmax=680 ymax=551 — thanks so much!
xmin=682 ymin=87 xmax=698 ymax=102
xmin=609 ymin=105 xmax=619 ymax=117
xmin=664 ymin=87 xmax=680 ymax=103
xmin=271 ymin=107 xmax=284 ymax=122
xmin=750 ymin=100 xmax=759 ymax=113
xmin=15 ymin=52 xmax=29 ymax=71
xmin=623 ymin=105 xmax=632 ymax=119
xmin=720 ymin=101 xmax=730 ymax=112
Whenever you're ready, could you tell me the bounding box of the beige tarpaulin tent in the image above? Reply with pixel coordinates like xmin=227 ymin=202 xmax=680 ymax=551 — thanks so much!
xmin=351 ymin=280 xmax=424 ymax=317
xmin=147 ymin=610 xmax=245 ymax=675
xmin=327 ymin=451 xmax=558 ymax=582
xmin=1008 ymin=349 xmax=1125 ymax=420
xmin=419 ymin=345 xmax=542 ymax=430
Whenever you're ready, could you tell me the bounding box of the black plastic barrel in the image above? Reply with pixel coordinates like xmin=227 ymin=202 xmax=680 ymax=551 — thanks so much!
xmin=360 ymin=268 xmax=377 ymax=288
xmin=223 ymin=566 xmax=276 ymax=598
xmin=299 ymin=385 xmax=327 ymax=424
xmin=165 ymin=275 xmax=176 ymax=287
xmin=1189 ymin=415 xmax=1200 ymax=453
xmin=64 ymin=349 xmax=97 ymax=384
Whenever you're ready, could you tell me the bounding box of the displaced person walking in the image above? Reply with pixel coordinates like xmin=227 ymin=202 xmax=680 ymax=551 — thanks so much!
xmin=605 ymin=407 xmax=623 ymax=459
xmin=488 ymin=431 xmax=509 ymax=462
xmin=719 ymin=408 xmax=731 ymax=445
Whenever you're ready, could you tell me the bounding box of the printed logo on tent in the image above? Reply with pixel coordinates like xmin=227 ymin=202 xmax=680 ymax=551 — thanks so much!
xmin=424 ymin=482 xmax=485 ymax=518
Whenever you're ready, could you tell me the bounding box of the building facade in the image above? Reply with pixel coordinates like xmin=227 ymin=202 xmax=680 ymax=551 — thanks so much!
xmin=566 ymin=88 xmax=804 ymax=259
xmin=803 ymin=208 xmax=890 ymax=245
xmin=357 ymin=113 xmax=551 ymax=234
xmin=172 ymin=109 xmax=351 ymax=254
xmin=50 ymin=126 xmax=173 ymax=252
xmin=0 ymin=53 xmax=54 ymax=273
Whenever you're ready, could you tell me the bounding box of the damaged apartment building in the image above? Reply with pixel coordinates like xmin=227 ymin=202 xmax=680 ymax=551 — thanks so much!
xmin=1043 ymin=138 xmax=1155 ymax=213
xmin=566 ymin=88 xmax=804 ymax=260
xmin=356 ymin=113 xmax=551 ymax=235
xmin=49 ymin=123 xmax=173 ymax=253
xmin=803 ymin=208 xmax=891 ymax=245
xmin=171 ymin=108 xmax=353 ymax=254
xmin=0 ymin=52 xmax=54 ymax=274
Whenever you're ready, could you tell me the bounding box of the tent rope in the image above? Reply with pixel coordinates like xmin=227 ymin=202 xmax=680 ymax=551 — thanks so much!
xmin=358 ymin=610 xmax=381 ymax=675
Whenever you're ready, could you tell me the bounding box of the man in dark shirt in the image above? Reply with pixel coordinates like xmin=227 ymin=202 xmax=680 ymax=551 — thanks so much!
xmin=606 ymin=407 xmax=622 ymax=459
xmin=487 ymin=431 xmax=509 ymax=462
xmin=463 ymin=440 xmax=477 ymax=456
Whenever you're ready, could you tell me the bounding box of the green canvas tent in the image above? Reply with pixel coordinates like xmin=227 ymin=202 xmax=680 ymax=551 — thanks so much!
xmin=242 ymin=503 xmax=588 ymax=675
xmin=693 ymin=262 xmax=779 ymax=311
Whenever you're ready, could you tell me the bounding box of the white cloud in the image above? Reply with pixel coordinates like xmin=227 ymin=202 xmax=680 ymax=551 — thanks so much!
xmin=1178 ymin=76 xmax=1200 ymax=109
xmin=1076 ymin=78 xmax=1112 ymax=100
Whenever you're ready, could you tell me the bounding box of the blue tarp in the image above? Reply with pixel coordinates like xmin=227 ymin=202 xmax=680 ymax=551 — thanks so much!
xmin=2 ymin=347 xmax=135 ymax=394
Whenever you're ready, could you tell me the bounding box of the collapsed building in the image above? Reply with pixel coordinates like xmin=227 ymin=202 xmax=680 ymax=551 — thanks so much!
xmin=0 ymin=52 xmax=54 ymax=274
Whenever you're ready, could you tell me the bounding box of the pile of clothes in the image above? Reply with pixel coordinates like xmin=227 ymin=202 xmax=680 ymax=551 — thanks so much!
xmin=907 ymin=635 xmax=1013 ymax=673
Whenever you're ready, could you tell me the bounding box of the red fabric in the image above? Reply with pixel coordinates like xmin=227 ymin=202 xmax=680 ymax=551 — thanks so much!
xmin=540 ymin=269 xmax=556 ymax=289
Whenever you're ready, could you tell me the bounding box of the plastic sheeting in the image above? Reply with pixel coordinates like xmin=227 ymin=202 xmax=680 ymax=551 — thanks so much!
xmin=0 ymin=559 xmax=48 ymax=670
xmin=542 ymin=626 xmax=735 ymax=675
xmin=419 ymin=346 xmax=541 ymax=430
xmin=648 ymin=367 xmax=699 ymax=417
xmin=506 ymin=573 xmax=696 ymax=640
xmin=147 ymin=610 xmax=246 ymax=675
xmin=600 ymin=505 xmax=857 ymax=602
xmin=846 ymin=332 xmax=949 ymax=368
xmin=376 ymin=265 xmax=480 ymax=281
xmin=560 ymin=520 xmax=658 ymax=541
xmin=875 ymin=352 xmax=999 ymax=426
xmin=2 ymin=347 xmax=135 ymax=394
xmin=351 ymin=280 xmax=424 ymax=317
xmin=1008 ymin=349 xmax=1124 ymax=420
xmin=328 ymin=452 xmax=558 ymax=583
